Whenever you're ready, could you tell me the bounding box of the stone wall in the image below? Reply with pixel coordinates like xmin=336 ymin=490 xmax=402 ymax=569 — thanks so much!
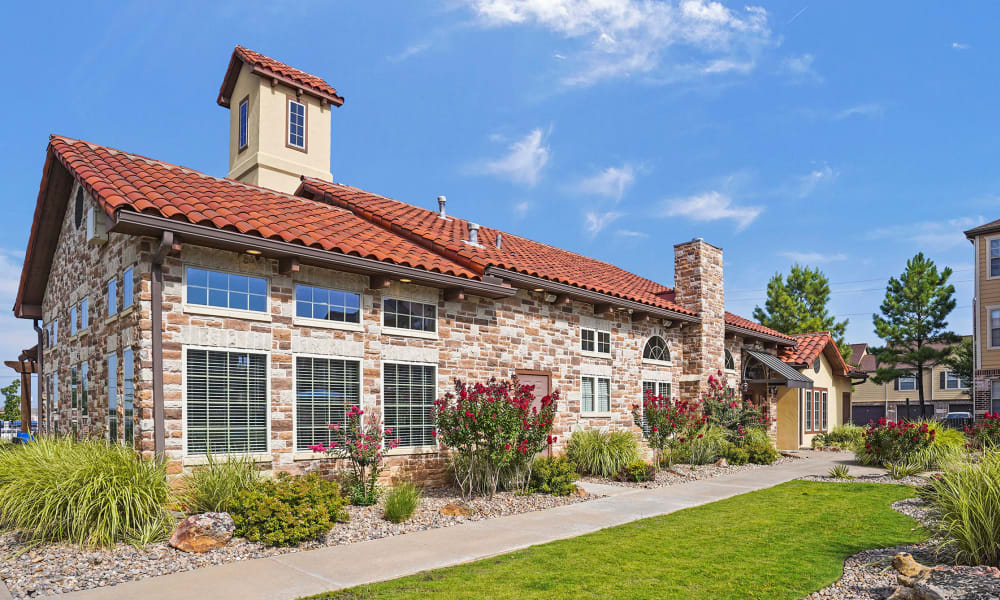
xmin=974 ymin=368 xmax=1000 ymax=415
xmin=673 ymin=239 xmax=725 ymax=399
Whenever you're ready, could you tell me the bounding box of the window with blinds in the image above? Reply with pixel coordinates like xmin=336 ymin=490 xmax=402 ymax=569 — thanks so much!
xmin=107 ymin=353 xmax=118 ymax=442
xmin=186 ymin=349 xmax=268 ymax=455
xmin=640 ymin=381 xmax=671 ymax=436
xmin=295 ymin=356 xmax=361 ymax=451
xmin=123 ymin=348 xmax=135 ymax=447
xmin=582 ymin=376 xmax=611 ymax=413
xmin=80 ymin=362 xmax=88 ymax=417
xmin=383 ymin=363 xmax=436 ymax=448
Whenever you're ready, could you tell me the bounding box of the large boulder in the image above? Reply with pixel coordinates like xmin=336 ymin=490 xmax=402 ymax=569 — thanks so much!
xmin=169 ymin=512 xmax=235 ymax=553
xmin=889 ymin=552 xmax=1000 ymax=600
xmin=439 ymin=502 xmax=475 ymax=517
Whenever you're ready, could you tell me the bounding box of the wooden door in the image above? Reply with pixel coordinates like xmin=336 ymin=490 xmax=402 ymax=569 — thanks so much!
xmin=842 ymin=392 xmax=851 ymax=425
xmin=516 ymin=370 xmax=551 ymax=413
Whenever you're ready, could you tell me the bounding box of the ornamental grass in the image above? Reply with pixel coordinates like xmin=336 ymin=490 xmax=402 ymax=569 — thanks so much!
xmin=566 ymin=430 xmax=639 ymax=478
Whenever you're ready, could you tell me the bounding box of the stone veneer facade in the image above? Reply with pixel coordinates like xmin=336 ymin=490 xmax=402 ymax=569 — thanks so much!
xmin=36 ymin=184 xmax=756 ymax=483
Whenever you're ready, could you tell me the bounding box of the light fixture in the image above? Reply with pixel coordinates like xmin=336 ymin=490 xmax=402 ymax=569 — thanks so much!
xmin=399 ymin=278 xmax=412 ymax=283
xmin=533 ymin=287 xmax=545 ymax=292
xmin=246 ymin=249 xmax=261 ymax=255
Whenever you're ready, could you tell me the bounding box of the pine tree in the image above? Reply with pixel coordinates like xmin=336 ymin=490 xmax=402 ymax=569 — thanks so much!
xmin=752 ymin=264 xmax=851 ymax=360
xmin=870 ymin=253 xmax=959 ymax=416
xmin=941 ymin=337 xmax=973 ymax=399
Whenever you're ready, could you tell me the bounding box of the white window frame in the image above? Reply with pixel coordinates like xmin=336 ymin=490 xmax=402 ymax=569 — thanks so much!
xmin=107 ymin=352 xmax=118 ymax=443
xmin=122 ymin=265 xmax=135 ymax=311
xmin=287 ymin=98 xmax=306 ymax=150
xmin=642 ymin=335 xmax=672 ymax=367
xmin=988 ymin=235 xmax=1000 ymax=280
xmin=988 ymin=306 xmax=1000 ymax=350
xmin=380 ymin=360 xmax=440 ymax=455
xmin=106 ymin=277 xmax=118 ymax=319
xmin=640 ymin=379 xmax=672 ymax=437
xmin=944 ymin=370 xmax=968 ymax=390
xmin=181 ymin=345 xmax=273 ymax=464
xmin=80 ymin=361 xmax=88 ymax=417
xmin=897 ymin=375 xmax=917 ymax=391
xmin=992 ymin=380 xmax=1000 ymax=400
xmin=79 ymin=297 xmax=88 ymax=332
xmin=70 ymin=304 xmax=77 ymax=336
xmin=380 ymin=297 xmax=438 ymax=340
xmin=580 ymin=326 xmax=611 ymax=358
xmin=182 ymin=264 xmax=272 ymax=322
xmin=238 ymin=96 xmax=249 ymax=151
xmin=292 ymin=282 xmax=364 ymax=332
xmin=581 ymin=375 xmax=612 ymax=416
xmin=291 ymin=352 xmax=364 ymax=459
xmin=724 ymin=348 xmax=736 ymax=373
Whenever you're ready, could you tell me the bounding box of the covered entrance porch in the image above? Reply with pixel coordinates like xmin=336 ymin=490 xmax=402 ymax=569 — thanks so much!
xmin=742 ymin=349 xmax=813 ymax=450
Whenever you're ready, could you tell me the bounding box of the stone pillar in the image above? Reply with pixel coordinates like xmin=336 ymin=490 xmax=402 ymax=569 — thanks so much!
xmin=673 ymin=238 xmax=725 ymax=401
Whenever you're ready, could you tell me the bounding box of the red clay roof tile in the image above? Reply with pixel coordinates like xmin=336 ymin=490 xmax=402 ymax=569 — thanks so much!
xmin=218 ymin=46 xmax=344 ymax=108
xmin=723 ymin=312 xmax=795 ymax=342
xmin=778 ymin=332 xmax=851 ymax=377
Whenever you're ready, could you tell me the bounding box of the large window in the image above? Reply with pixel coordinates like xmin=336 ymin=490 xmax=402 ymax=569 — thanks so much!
xmin=640 ymin=381 xmax=671 ymax=436
xmin=295 ymin=284 xmax=361 ymax=324
xmin=383 ymin=363 xmax=436 ymax=448
xmin=238 ymin=97 xmax=249 ymax=150
xmin=123 ymin=348 xmax=134 ymax=447
xmin=642 ymin=336 xmax=670 ymax=362
xmin=295 ymin=356 xmax=361 ymax=451
xmin=581 ymin=328 xmax=611 ymax=355
xmin=186 ymin=267 xmax=268 ymax=313
xmin=992 ymin=309 xmax=1000 ymax=348
xmin=582 ymin=375 xmax=611 ymax=413
xmin=897 ymin=376 xmax=917 ymax=391
xmin=804 ymin=390 xmax=813 ymax=432
xmin=288 ymin=99 xmax=306 ymax=149
xmin=991 ymin=239 xmax=1000 ymax=277
xmin=186 ymin=349 xmax=267 ymax=455
xmin=806 ymin=389 xmax=828 ymax=432
xmin=383 ymin=299 xmax=436 ymax=333
xmin=108 ymin=353 xmax=118 ymax=442
xmin=123 ymin=266 xmax=134 ymax=309
xmin=107 ymin=278 xmax=117 ymax=317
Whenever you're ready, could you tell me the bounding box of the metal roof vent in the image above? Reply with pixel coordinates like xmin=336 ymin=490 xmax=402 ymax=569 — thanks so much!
xmin=495 ymin=232 xmax=502 ymax=249
xmin=437 ymin=195 xmax=447 ymax=219
xmin=468 ymin=222 xmax=480 ymax=245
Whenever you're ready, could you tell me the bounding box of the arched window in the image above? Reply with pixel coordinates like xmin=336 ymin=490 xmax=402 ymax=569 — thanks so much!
xmin=724 ymin=349 xmax=735 ymax=371
xmin=642 ymin=336 xmax=670 ymax=362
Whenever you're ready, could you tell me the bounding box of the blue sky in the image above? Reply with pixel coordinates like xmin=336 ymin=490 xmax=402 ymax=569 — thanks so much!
xmin=0 ymin=0 xmax=995 ymax=385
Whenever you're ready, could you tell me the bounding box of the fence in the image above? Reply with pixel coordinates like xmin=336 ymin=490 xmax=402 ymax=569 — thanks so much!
xmin=0 ymin=421 xmax=38 ymax=441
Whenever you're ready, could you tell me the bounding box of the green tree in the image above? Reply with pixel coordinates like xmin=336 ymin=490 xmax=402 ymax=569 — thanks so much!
xmin=752 ymin=264 xmax=851 ymax=360
xmin=941 ymin=337 xmax=974 ymax=399
xmin=1 ymin=380 xmax=20 ymax=421
xmin=870 ymin=253 xmax=959 ymax=417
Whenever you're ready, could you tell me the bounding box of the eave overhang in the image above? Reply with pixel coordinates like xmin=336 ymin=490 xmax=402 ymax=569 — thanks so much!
xmin=726 ymin=324 xmax=796 ymax=346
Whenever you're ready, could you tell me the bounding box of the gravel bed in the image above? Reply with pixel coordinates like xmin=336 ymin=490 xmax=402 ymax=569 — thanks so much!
xmin=0 ymin=488 xmax=595 ymax=599
xmin=579 ymin=457 xmax=796 ymax=488
xmin=798 ymin=473 xmax=930 ymax=486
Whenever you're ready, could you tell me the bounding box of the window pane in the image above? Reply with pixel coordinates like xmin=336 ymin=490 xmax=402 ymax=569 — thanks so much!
xmin=383 ymin=363 xmax=435 ymax=447
xmin=186 ymin=349 xmax=267 ymax=455
xmin=107 ymin=279 xmax=117 ymax=316
xmin=581 ymin=329 xmax=594 ymax=352
xmin=295 ymin=357 xmax=360 ymax=451
xmin=123 ymin=267 xmax=134 ymax=308
xmin=123 ymin=349 xmax=134 ymax=448
xmin=383 ymin=298 xmax=435 ymax=332
xmin=107 ymin=353 xmax=118 ymax=442
xmin=581 ymin=377 xmax=594 ymax=412
xmin=597 ymin=378 xmax=611 ymax=412
xmin=187 ymin=267 xmax=267 ymax=312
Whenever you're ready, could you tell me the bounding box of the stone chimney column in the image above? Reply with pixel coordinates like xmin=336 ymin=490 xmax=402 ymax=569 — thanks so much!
xmin=673 ymin=238 xmax=725 ymax=400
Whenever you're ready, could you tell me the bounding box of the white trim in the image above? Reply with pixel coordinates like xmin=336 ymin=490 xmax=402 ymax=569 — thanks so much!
xmin=580 ymin=374 xmax=611 ymax=415
xmin=183 ymin=304 xmax=273 ymax=322
xmin=987 ymin=305 xmax=1000 ymax=351
xmin=184 ymin=453 xmax=272 ymax=467
xmin=642 ymin=358 xmax=672 ymax=367
xmin=380 ymin=296 xmax=438 ymax=338
xmin=181 ymin=264 xmax=272 ymax=322
xmin=181 ymin=344 xmax=272 ymax=458
xmin=380 ymin=358 xmax=440 ymax=454
xmin=381 ymin=326 xmax=437 ymax=340
xmin=974 ymin=236 xmax=981 ymax=370
xmin=291 ymin=352 xmax=364 ymax=453
xmin=287 ymin=98 xmax=307 ymax=149
xmin=291 ymin=281 xmax=364 ymax=331
xmin=292 ymin=316 xmax=363 ymax=332
xmin=986 ymin=234 xmax=1000 ymax=280
xmin=579 ymin=326 xmax=612 ymax=357
xmin=641 ymin=335 xmax=672 ymax=365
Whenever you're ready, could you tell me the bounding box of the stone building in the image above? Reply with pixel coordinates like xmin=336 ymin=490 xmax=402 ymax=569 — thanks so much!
xmin=13 ymin=47 xmax=839 ymax=478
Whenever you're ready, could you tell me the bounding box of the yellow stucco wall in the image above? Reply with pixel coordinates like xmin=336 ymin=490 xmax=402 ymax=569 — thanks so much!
xmin=775 ymin=351 xmax=853 ymax=449
xmin=226 ymin=63 xmax=334 ymax=194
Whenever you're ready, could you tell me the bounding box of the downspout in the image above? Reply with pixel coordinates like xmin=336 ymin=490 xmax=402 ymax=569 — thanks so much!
xmin=151 ymin=232 xmax=173 ymax=458
xmin=33 ymin=320 xmax=44 ymax=434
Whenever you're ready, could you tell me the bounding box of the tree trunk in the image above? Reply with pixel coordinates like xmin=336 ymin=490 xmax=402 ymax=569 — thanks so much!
xmin=917 ymin=364 xmax=926 ymax=418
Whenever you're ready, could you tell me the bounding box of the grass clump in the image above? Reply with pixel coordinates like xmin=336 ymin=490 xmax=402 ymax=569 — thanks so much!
xmin=0 ymin=437 xmax=170 ymax=546
xmin=909 ymin=419 xmax=966 ymax=470
xmin=177 ymin=452 xmax=260 ymax=513
xmin=828 ymin=464 xmax=853 ymax=479
xmin=383 ymin=482 xmax=422 ymax=523
xmin=885 ymin=461 xmax=924 ymax=480
xmin=920 ymin=450 xmax=1000 ymax=566
xmin=566 ymin=430 xmax=639 ymax=478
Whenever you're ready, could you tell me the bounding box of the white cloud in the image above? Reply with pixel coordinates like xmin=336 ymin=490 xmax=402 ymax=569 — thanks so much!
xmin=796 ymin=164 xmax=838 ymax=198
xmin=387 ymin=41 xmax=431 ymax=63
xmin=616 ymin=229 xmax=648 ymax=238
xmin=514 ymin=200 xmax=530 ymax=218
xmin=570 ymin=164 xmax=636 ymax=201
xmin=584 ymin=210 xmax=623 ymax=237
xmin=554 ymin=52 xmax=568 ymax=60
xmin=463 ymin=0 xmax=773 ymax=87
xmin=660 ymin=190 xmax=762 ymax=230
xmin=777 ymin=250 xmax=848 ymax=264
xmin=952 ymin=42 xmax=970 ymax=50
xmin=476 ymin=128 xmax=550 ymax=186
xmin=865 ymin=216 xmax=985 ymax=250
xmin=835 ymin=102 xmax=885 ymax=120
xmin=780 ymin=53 xmax=822 ymax=83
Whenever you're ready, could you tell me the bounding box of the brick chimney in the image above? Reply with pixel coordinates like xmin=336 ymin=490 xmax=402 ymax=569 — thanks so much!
xmin=673 ymin=238 xmax=725 ymax=399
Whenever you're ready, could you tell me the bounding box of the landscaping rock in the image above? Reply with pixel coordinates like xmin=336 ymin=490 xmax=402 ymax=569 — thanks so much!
xmin=168 ymin=512 xmax=235 ymax=553
xmin=570 ymin=487 xmax=587 ymax=498
xmin=714 ymin=458 xmax=728 ymax=467
xmin=889 ymin=553 xmax=1000 ymax=600
xmin=438 ymin=502 xmax=475 ymax=517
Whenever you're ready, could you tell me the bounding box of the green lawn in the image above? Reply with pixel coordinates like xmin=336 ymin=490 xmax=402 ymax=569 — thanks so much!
xmin=303 ymin=481 xmax=925 ymax=600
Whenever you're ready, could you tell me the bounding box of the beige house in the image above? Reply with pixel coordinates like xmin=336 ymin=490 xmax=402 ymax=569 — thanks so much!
xmin=848 ymin=340 xmax=972 ymax=423
xmin=966 ymin=220 xmax=1000 ymax=416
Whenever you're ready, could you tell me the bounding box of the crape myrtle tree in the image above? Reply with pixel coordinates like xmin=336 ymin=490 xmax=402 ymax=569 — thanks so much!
xmin=870 ymin=253 xmax=959 ymax=418
xmin=752 ymin=264 xmax=851 ymax=361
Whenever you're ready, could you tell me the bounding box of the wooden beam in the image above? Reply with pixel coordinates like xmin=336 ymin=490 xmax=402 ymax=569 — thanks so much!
xmin=552 ymin=294 xmax=571 ymax=306
xmin=279 ymin=256 xmax=300 ymax=276
xmin=631 ymin=312 xmax=652 ymax=323
xmin=370 ymin=276 xmax=392 ymax=289
xmin=594 ymin=303 xmax=615 ymax=316
xmin=444 ymin=288 xmax=465 ymax=302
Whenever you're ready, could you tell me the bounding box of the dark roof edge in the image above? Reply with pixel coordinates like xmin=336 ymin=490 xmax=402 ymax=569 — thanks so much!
xmin=726 ymin=324 xmax=797 ymax=346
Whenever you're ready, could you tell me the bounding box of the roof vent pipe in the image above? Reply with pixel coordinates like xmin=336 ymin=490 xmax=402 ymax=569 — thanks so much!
xmin=437 ymin=196 xmax=447 ymax=219
xmin=469 ymin=222 xmax=480 ymax=245
xmin=495 ymin=232 xmax=502 ymax=249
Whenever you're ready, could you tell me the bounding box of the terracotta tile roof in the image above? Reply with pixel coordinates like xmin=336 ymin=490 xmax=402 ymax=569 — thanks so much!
xmin=778 ymin=332 xmax=852 ymax=377
xmin=47 ymin=136 xmax=475 ymax=278
xmin=723 ymin=312 xmax=795 ymax=342
xmin=218 ymin=46 xmax=344 ymax=108
xmin=299 ymin=178 xmax=698 ymax=316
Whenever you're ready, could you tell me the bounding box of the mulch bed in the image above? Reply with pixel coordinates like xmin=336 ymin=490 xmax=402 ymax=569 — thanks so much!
xmin=0 ymin=488 xmax=595 ymax=599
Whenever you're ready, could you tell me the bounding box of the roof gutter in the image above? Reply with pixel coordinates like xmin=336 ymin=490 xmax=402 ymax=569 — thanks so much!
xmin=111 ymin=211 xmax=516 ymax=299
xmin=726 ymin=324 xmax=796 ymax=346
xmin=485 ymin=267 xmax=700 ymax=324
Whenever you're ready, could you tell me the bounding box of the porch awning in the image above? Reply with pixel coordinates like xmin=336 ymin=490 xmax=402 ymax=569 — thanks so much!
xmin=744 ymin=349 xmax=814 ymax=389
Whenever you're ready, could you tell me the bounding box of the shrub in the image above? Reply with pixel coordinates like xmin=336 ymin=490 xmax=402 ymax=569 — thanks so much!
xmin=920 ymin=451 xmax=1000 ymax=566
xmin=383 ymin=482 xmax=421 ymax=523
xmin=630 ymin=392 xmax=701 ymax=469
xmin=230 ymin=473 xmax=348 ymax=547
xmin=615 ymin=460 xmax=655 ymax=483
xmin=701 ymin=371 xmax=770 ymax=440
xmin=823 ymin=424 xmax=866 ymax=451
xmin=966 ymin=412 xmax=1000 ymax=449
xmin=745 ymin=440 xmax=780 ymax=465
xmin=566 ymin=430 xmax=640 ymax=478
xmin=810 ymin=433 xmax=827 ymax=448
xmin=529 ymin=456 xmax=579 ymax=496
xmin=0 ymin=437 xmax=170 ymax=546
xmin=177 ymin=452 xmax=260 ymax=514
xmin=684 ymin=425 xmax=730 ymax=465
xmin=739 ymin=426 xmax=773 ymax=448
xmin=433 ymin=378 xmax=558 ymax=498
xmin=310 ymin=405 xmax=398 ymax=506
xmin=828 ymin=464 xmax=853 ymax=479
xmin=720 ymin=443 xmax=749 ymax=466
xmin=858 ymin=418 xmax=935 ymax=466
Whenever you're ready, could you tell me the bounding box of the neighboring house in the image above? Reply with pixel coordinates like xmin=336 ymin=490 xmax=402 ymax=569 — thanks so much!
xmin=966 ymin=220 xmax=1000 ymax=416
xmin=848 ymin=339 xmax=972 ymax=424
xmin=12 ymin=47 xmax=840 ymax=477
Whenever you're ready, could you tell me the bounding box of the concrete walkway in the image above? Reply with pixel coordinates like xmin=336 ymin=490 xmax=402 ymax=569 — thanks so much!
xmin=62 ymin=451 xmax=864 ymax=600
